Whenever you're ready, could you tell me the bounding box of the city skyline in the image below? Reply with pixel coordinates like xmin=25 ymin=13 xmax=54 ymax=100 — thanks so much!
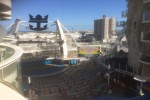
xmin=0 ymin=0 xmax=127 ymax=30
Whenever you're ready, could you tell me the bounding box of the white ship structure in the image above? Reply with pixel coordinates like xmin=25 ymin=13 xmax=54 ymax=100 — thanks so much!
xmin=3 ymin=15 xmax=78 ymax=62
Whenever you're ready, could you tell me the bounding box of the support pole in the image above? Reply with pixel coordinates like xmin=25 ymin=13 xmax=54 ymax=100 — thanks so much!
xmin=139 ymin=82 xmax=144 ymax=96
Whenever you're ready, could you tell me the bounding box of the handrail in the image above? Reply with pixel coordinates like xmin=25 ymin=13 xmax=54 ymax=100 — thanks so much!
xmin=143 ymin=11 xmax=150 ymax=22
xmin=0 ymin=43 xmax=23 ymax=69
xmin=114 ymin=68 xmax=135 ymax=76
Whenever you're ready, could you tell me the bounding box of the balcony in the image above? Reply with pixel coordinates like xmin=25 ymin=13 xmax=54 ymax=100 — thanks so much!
xmin=143 ymin=11 xmax=150 ymax=23
xmin=141 ymin=32 xmax=150 ymax=42
xmin=121 ymin=10 xmax=128 ymax=18
xmin=0 ymin=43 xmax=23 ymax=87
xmin=140 ymin=44 xmax=150 ymax=55
xmin=144 ymin=0 xmax=150 ymax=4
xmin=139 ymin=55 xmax=150 ymax=65
xmin=116 ymin=21 xmax=126 ymax=27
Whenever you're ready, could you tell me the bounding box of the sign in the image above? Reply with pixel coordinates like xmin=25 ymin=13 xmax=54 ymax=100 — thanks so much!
xmin=78 ymin=46 xmax=101 ymax=57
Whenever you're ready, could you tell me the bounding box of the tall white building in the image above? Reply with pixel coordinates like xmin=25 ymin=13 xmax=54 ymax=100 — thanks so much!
xmin=94 ymin=15 xmax=116 ymax=41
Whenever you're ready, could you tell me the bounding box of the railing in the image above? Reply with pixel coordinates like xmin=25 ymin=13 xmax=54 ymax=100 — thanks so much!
xmin=121 ymin=10 xmax=128 ymax=18
xmin=0 ymin=46 xmax=15 ymax=62
xmin=97 ymin=55 xmax=140 ymax=77
xmin=0 ymin=43 xmax=23 ymax=69
xmin=113 ymin=65 xmax=140 ymax=76
xmin=116 ymin=21 xmax=126 ymax=27
xmin=141 ymin=32 xmax=150 ymax=42
xmin=139 ymin=54 xmax=150 ymax=65
xmin=0 ymin=43 xmax=23 ymax=92
xmin=114 ymin=68 xmax=135 ymax=76
xmin=143 ymin=11 xmax=150 ymax=22
xmin=140 ymin=43 xmax=150 ymax=55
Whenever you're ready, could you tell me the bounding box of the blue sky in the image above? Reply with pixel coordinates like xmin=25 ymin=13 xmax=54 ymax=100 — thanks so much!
xmin=0 ymin=0 xmax=127 ymax=30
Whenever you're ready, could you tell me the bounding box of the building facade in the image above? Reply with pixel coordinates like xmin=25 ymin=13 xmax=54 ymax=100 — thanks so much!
xmin=94 ymin=16 xmax=116 ymax=41
xmin=127 ymin=0 xmax=150 ymax=82
xmin=126 ymin=0 xmax=142 ymax=69
xmin=139 ymin=0 xmax=150 ymax=82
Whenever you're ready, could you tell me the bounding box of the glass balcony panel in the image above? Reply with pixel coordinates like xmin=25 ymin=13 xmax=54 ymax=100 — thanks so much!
xmin=143 ymin=43 xmax=150 ymax=55
xmin=116 ymin=21 xmax=126 ymax=27
xmin=0 ymin=46 xmax=15 ymax=61
xmin=140 ymin=54 xmax=150 ymax=65
xmin=143 ymin=11 xmax=150 ymax=23
xmin=0 ymin=44 xmax=23 ymax=94
xmin=141 ymin=32 xmax=150 ymax=42
xmin=122 ymin=10 xmax=128 ymax=18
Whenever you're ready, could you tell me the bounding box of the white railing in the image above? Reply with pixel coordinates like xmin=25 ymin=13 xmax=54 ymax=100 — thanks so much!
xmin=0 ymin=43 xmax=23 ymax=69
xmin=0 ymin=43 xmax=26 ymax=100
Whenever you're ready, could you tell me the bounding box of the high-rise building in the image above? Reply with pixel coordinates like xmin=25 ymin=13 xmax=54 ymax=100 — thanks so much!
xmin=109 ymin=17 xmax=116 ymax=38
xmin=127 ymin=0 xmax=150 ymax=88
xmin=141 ymin=0 xmax=150 ymax=80
xmin=94 ymin=15 xmax=116 ymax=41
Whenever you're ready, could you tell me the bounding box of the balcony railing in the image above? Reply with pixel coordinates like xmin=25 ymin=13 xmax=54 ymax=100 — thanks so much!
xmin=140 ymin=45 xmax=150 ymax=56
xmin=143 ymin=11 xmax=150 ymax=23
xmin=141 ymin=32 xmax=150 ymax=42
xmin=0 ymin=43 xmax=23 ymax=94
xmin=139 ymin=54 xmax=150 ymax=65
xmin=144 ymin=0 xmax=150 ymax=3
xmin=121 ymin=10 xmax=128 ymax=18
xmin=116 ymin=21 xmax=126 ymax=27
